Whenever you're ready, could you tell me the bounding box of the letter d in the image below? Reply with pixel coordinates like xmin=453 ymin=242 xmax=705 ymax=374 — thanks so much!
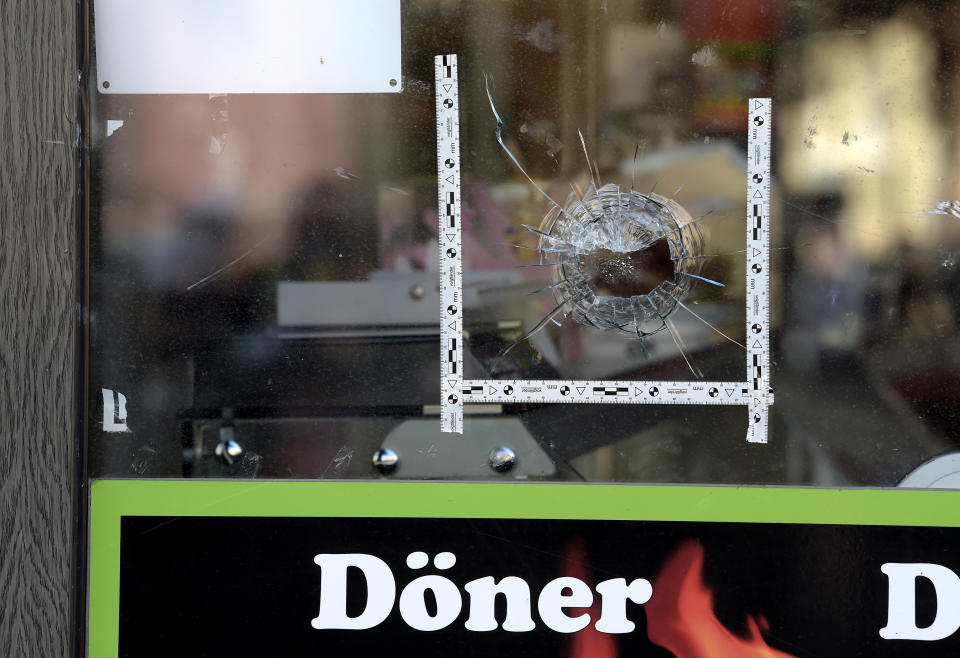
xmin=880 ymin=563 xmax=960 ymax=641
xmin=312 ymin=554 xmax=396 ymax=630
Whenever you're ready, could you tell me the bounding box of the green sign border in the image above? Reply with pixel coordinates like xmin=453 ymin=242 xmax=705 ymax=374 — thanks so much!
xmin=88 ymin=480 xmax=960 ymax=657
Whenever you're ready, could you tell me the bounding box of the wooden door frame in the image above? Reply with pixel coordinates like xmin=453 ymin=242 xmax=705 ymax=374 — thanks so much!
xmin=1 ymin=0 xmax=80 ymax=656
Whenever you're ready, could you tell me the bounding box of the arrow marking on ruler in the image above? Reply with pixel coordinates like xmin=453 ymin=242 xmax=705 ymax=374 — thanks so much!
xmin=753 ymin=189 xmax=763 ymax=198
xmin=445 ymin=175 xmax=455 ymax=184
xmin=443 ymin=84 xmax=452 ymax=92
xmin=725 ymin=388 xmax=735 ymax=397
xmin=576 ymin=386 xmax=586 ymax=396
xmin=488 ymin=385 xmax=498 ymax=395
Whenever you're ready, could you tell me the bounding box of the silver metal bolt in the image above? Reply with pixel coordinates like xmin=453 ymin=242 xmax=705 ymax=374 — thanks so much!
xmin=408 ymin=284 xmax=425 ymax=300
xmin=215 ymin=439 xmax=243 ymax=465
xmin=372 ymin=448 xmax=399 ymax=474
xmin=488 ymin=446 xmax=517 ymax=473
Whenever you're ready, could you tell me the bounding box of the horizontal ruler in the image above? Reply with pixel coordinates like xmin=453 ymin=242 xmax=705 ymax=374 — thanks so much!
xmin=454 ymin=380 xmax=775 ymax=406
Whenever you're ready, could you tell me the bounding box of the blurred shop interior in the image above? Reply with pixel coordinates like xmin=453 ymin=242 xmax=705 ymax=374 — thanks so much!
xmin=85 ymin=0 xmax=960 ymax=486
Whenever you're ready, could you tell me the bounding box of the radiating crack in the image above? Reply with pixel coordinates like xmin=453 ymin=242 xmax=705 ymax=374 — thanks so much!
xmin=485 ymin=75 xmax=739 ymax=377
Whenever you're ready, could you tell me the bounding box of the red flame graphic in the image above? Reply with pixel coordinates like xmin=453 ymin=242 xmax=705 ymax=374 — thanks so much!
xmin=646 ymin=541 xmax=796 ymax=658
xmin=564 ymin=538 xmax=618 ymax=658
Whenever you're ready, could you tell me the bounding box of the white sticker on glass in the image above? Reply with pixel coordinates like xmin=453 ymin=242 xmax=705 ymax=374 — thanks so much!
xmin=102 ymin=388 xmax=129 ymax=433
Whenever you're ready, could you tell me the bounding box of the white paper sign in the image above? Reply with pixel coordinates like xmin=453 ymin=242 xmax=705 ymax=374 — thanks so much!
xmin=94 ymin=0 xmax=401 ymax=94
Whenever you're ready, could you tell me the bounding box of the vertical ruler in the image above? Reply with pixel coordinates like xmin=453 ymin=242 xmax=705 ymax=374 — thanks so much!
xmin=436 ymin=54 xmax=464 ymax=434
xmin=746 ymin=98 xmax=772 ymax=443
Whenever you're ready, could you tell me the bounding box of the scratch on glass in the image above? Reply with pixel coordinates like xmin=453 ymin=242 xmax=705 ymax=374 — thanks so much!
xmin=925 ymin=200 xmax=960 ymax=221
xmin=186 ymin=234 xmax=271 ymax=291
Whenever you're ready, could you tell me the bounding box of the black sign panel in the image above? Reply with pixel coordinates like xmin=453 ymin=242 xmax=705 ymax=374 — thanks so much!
xmin=89 ymin=482 xmax=960 ymax=658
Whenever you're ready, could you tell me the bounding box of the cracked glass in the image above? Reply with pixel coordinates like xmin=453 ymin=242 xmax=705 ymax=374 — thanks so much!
xmin=83 ymin=0 xmax=960 ymax=487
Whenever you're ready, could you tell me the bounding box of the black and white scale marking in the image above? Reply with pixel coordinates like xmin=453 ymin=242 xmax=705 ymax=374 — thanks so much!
xmin=435 ymin=75 xmax=773 ymax=442
xmin=437 ymin=54 xmax=463 ymax=433
xmin=746 ymin=98 xmax=773 ymax=443
xmin=458 ymin=381 xmax=752 ymax=405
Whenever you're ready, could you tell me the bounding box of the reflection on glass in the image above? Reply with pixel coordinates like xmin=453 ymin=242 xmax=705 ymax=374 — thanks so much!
xmin=85 ymin=0 xmax=960 ymax=486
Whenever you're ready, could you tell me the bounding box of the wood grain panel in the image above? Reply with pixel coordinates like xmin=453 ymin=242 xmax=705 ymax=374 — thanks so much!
xmin=0 ymin=0 xmax=77 ymax=655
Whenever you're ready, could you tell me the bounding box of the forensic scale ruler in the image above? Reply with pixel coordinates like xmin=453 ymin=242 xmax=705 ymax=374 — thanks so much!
xmin=745 ymin=99 xmax=773 ymax=444
xmin=437 ymin=54 xmax=464 ymax=434
xmin=436 ymin=55 xmax=772 ymax=441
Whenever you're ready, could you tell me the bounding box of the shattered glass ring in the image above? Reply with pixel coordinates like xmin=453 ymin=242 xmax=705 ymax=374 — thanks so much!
xmin=535 ymin=182 xmax=705 ymax=340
